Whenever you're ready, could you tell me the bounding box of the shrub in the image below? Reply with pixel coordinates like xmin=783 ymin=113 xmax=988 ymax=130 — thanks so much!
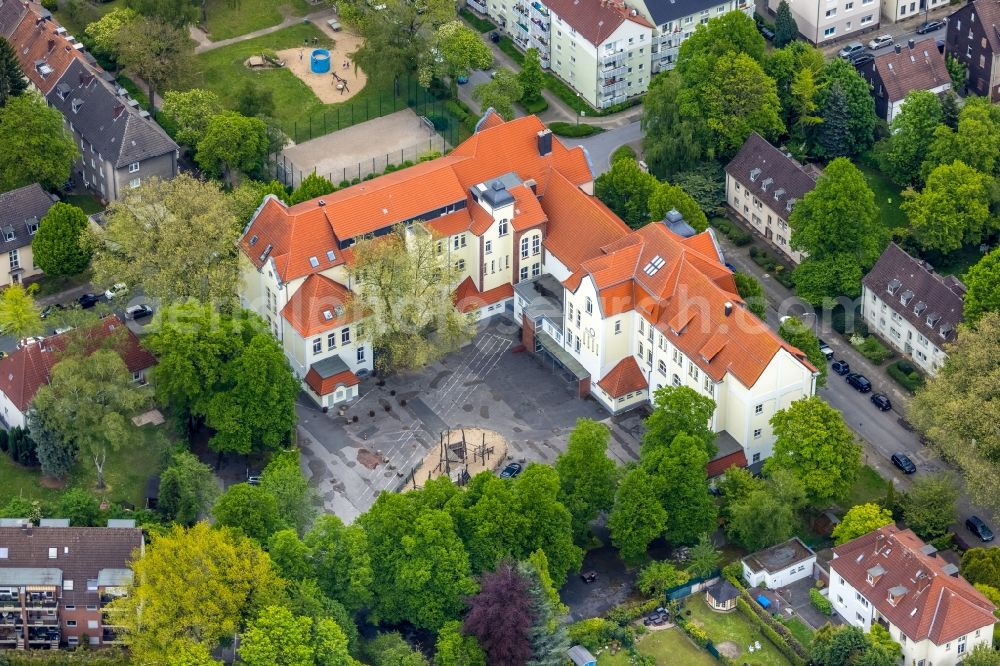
xmin=40 ymin=0 xmax=58 ymax=11
xmin=547 ymin=122 xmax=604 ymax=137
xmin=737 ymin=597 xmax=808 ymax=666
xmin=679 ymin=619 xmax=709 ymax=647
xmin=606 ymin=598 xmax=660 ymax=627
xmin=338 ymin=180 xmax=350 ymax=188
xmin=568 ymin=618 xmax=626 ymax=651
xmin=427 ymin=115 xmax=449 ymax=131
xmin=711 ymin=218 xmax=753 ymax=246
xmin=809 ymin=587 xmax=833 ymax=615
xmin=458 ymin=7 xmax=496 ymax=32
xmin=722 ymin=562 xmax=744 ymax=587
xmin=854 ymin=335 xmax=893 ymax=364
xmin=888 ymin=360 xmax=924 ymax=392
xmin=611 ymin=145 xmax=637 ymax=163
xmin=520 ymin=95 xmax=548 ymax=114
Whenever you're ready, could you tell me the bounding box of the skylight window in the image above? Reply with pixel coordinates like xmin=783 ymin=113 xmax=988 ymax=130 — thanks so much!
xmin=643 ymin=255 xmax=665 ymax=276
xmin=323 ymin=310 xmax=333 ymax=321
xmin=326 ymin=250 xmax=335 ymax=262
xmin=309 ymin=256 xmax=319 ymax=268
xmin=249 ymin=234 xmax=259 ymax=246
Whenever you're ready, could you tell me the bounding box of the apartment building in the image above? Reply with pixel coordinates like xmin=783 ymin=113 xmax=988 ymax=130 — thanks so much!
xmin=829 ymin=525 xmax=996 ymax=666
xmin=861 ymin=243 xmax=965 ymax=376
xmin=725 ymin=133 xmax=818 ymax=265
xmin=0 ymin=519 xmax=143 ymax=650
xmin=636 ymin=0 xmax=754 ymax=72
xmin=881 ymin=0 xmax=950 ymax=23
xmin=944 ymin=0 xmax=1000 ymax=101
xmin=854 ymin=38 xmax=950 ymax=121
xmin=0 ymin=183 xmax=56 ymax=288
xmin=240 ymin=112 xmax=818 ymax=465
xmin=766 ymin=0 xmax=878 ymax=44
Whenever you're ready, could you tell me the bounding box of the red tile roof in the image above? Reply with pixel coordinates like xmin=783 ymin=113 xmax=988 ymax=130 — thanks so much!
xmin=281 ymin=273 xmax=360 ymax=338
xmin=239 ymin=196 xmax=343 ymax=284
xmin=510 ymin=184 xmax=546 ymax=231
xmin=542 ymin=170 xmax=630 ymax=273
xmin=706 ymin=449 xmax=749 ymax=478
xmin=540 ymin=0 xmax=652 ymax=47
xmin=8 ymin=11 xmax=86 ymax=93
xmin=869 ymin=39 xmax=950 ymax=104
xmin=453 ymin=276 xmax=514 ymax=313
xmin=426 ymin=209 xmax=473 ymax=236
xmin=0 ymin=315 xmax=156 ymax=412
xmin=596 ymin=356 xmax=647 ymax=398
xmin=832 ymin=526 xmax=996 ymax=645
xmin=305 ymin=365 xmax=359 ymax=396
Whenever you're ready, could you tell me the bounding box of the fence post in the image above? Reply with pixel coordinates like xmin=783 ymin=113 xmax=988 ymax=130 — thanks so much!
xmin=294 ymin=121 xmax=297 ymax=144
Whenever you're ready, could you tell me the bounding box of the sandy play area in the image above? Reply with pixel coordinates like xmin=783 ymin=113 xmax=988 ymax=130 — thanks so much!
xmin=408 ymin=428 xmax=510 ymax=489
xmin=277 ymin=30 xmax=367 ymax=104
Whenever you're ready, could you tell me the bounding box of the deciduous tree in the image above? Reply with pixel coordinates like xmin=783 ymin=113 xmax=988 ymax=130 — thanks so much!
xmin=921 ymin=98 xmax=1000 ymax=179
xmin=699 ymin=52 xmax=784 ymax=157
xmin=0 ymin=92 xmax=78 ymax=191
xmin=902 ymin=160 xmax=992 ymax=254
xmin=555 ymin=419 xmax=618 ymax=541
xmin=832 ymin=503 xmax=894 ymax=545
xmin=472 ymin=68 xmax=522 ymax=120
xmin=32 ymin=202 xmax=92 ymax=277
xmin=643 ymin=433 xmax=717 ymax=545
xmin=676 ymin=11 xmax=765 ymax=85
xmin=876 ymin=90 xmax=942 ymax=186
xmin=161 ymin=88 xmax=223 ymax=146
xmin=55 ymin=487 xmax=101 ymax=526
xmin=901 ymin=472 xmax=959 ymax=540
xmin=114 ymin=16 xmax=193 ymax=105
xmin=0 ymin=284 xmax=42 ymax=338
xmin=641 ymin=71 xmax=710 ymax=178
xmin=158 ymin=449 xmax=219 ymax=525
xmin=84 ymin=8 xmax=138 ymax=62
xmin=636 ymin=560 xmax=689 ymax=597
xmin=196 ymin=111 xmax=269 ymax=185
xmin=609 ymin=467 xmax=667 ymax=564
xmin=421 ymin=21 xmax=492 ymax=88
xmin=963 ymin=250 xmax=1000 ymax=324
xmin=594 ymin=156 xmax=658 ymax=228
xmin=239 ymin=605 xmax=352 ymax=666
xmin=0 ymin=35 xmax=27 ymax=107
xmin=648 ymin=181 xmax=709 ymax=232
xmin=434 ymin=620 xmax=486 ymax=666
xmin=124 ymin=0 xmax=197 ymax=27
xmin=641 ymin=385 xmax=716 ymax=458
xmin=733 ymin=272 xmax=766 ymax=320
xmin=518 ymin=48 xmax=545 ymax=103
xmin=773 ymin=0 xmax=798 ymax=47
xmin=213 ymin=482 xmax=282 ymax=543
xmin=765 ymin=397 xmax=861 ymax=507
xmin=726 ymin=486 xmax=797 ymax=551
xmin=260 ymin=450 xmax=318 ymax=535
xmin=687 ymin=533 xmax=721 ymax=577
xmin=463 ymin=563 xmax=534 ymax=666
xmin=779 ymin=316 xmax=827 ymax=387
xmin=304 ymin=514 xmax=374 ymax=614
xmin=512 ymin=465 xmax=582 ymax=587
xmin=963 ymin=645 xmax=1000 ymax=666
xmin=962 ymin=549 xmax=1000 ymax=589
xmin=289 ymin=173 xmax=336 ymax=205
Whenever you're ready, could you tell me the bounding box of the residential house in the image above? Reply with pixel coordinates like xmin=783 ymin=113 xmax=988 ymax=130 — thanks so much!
xmin=240 ymin=112 xmax=818 ymax=468
xmin=0 ymin=315 xmax=156 ymax=429
xmin=635 ymin=0 xmax=754 ymax=73
xmin=855 ymin=38 xmax=950 ymax=122
xmin=0 ymin=519 xmax=143 ymax=650
xmin=725 ymin=133 xmax=818 ymax=264
xmin=742 ymin=537 xmax=817 ymax=588
xmin=1 ymin=2 xmax=88 ymax=94
xmin=881 ymin=0 xmax=951 ymax=23
xmin=829 ymin=525 xmax=996 ymax=666
xmin=766 ymin=0 xmax=878 ymax=44
xmin=47 ymin=60 xmax=178 ymax=201
xmin=0 ymin=183 xmax=55 ymax=288
xmin=944 ymin=0 xmax=1000 ymax=101
xmin=861 ymin=243 xmax=965 ymax=376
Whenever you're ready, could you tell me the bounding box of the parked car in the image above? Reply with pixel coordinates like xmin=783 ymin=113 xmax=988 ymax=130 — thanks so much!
xmin=499 ymin=462 xmax=523 ymax=479
xmin=490 ymin=31 xmax=501 ymax=43
xmin=247 ymin=475 xmax=261 ymax=486
xmin=891 ymin=452 xmax=917 ymax=474
xmin=846 ymin=373 xmax=872 ymax=392
xmin=818 ymin=339 xmax=834 ymax=360
xmin=104 ymin=283 xmax=128 ymax=300
xmin=966 ymin=516 xmax=995 ymax=542
xmin=868 ymin=34 xmax=894 ymax=49
xmin=456 ymin=74 xmax=469 ymax=84
xmin=916 ymin=19 xmax=946 ymax=34
xmin=580 ymin=571 xmax=598 ymax=583
xmin=832 ymin=360 xmax=850 ymax=375
xmin=39 ymin=304 xmax=64 ymax=319
xmin=838 ymin=42 xmax=865 ymax=59
xmin=126 ymin=304 xmax=154 ymax=320
xmin=870 ymin=393 xmax=892 ymax=411
xmin=758 ymin=24 xmax=775 ymax=41
xmin=850 ymin=52 xmax=875 ymax=66
xmin=78 ymin=293 xmax=101 ymax=309
xmin=327 ymin=18 xmax=342 ymax=31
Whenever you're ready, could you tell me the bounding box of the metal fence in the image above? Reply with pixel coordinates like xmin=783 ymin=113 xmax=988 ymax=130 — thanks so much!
xmin=664 ymin=572 xmax=721 ymax=601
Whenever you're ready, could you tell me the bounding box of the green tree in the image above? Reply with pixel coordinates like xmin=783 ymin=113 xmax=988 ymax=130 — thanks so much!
xmin=641 ymin=385 xmax=716 ymax=458
xmin=594 ymin=156 xmax=658 ymax=228
xmin=434 ymin=620 xmax=486 ymax=666
xmin=698 ymin=52 xmax=784 ymax=157
xmin=289 ymin=173 xmax=336 ymax=205
xmin=733 ymin=272 xmax=766 ymax=320
xmin=921 ymin=98 xmax=1000 ymax=179
xmin=304 ymin=515 xmax=374 ymax=614
xmin=814 ymin=59 xmax=877 ymax=158
xmin=348 ymin=223 xmax=475 ymax=373
xmin=239 ymin=605 xmax=351 ymax=666
xmin=31 ymin=202 xmax=92 ymax=277
xmin=648 ymin=181 xmax=709 ymax=232
xmin=421 ymin=21 xmax=492 ymax=88
xmin=687 ymin=533 xmax=721 ymax=577
xmin=512 ymin=465 xmax=582 ymax=587
xmin=868 ymin=624 xmax=901 ymax=662
xmin=778 ymin=316 xmax=827 ymax=387
xmin=124 ymin=0 xmax=197 ymax=26
xmin=472 ymin=68 xmax=523 ymax=120
xmin=519 ymin=558 xmax=570 ymax=664
xmin=0 ymin=36 xmax=27 ymax=107
xmin=876 ymin=90 xmax=942 ymax=186
xmin=518 ymin=48 xmax=545 ymax=102
xmin=93 ymin=176 xmax=242 ymax=305
xmin=636 ymin=560 xmax=689 ymax=597
xmin=963 ymin=250 xmax=1000 ymax=324
xmin=811 ymin=624 xmax=895 ymax=666
xmin=32 ymin=350 xmax=150 ymax=488
xmin=110 ymin=522 xmax=286 ymax=663
xmin=902 ymin=160 xmax=993 ymax=254
xmin=229 ymin=179 xmax=288 ymax=222
xmin=726 ymin=485 xmax=797 ymax=551
xmin=235 ymin=81 xmax=275 ymax=118
xmin=172 ymin=642 xmax=222 ymax=665
xmin=641 ymin=71 xmax=710 ymax=178
xmin=964 ymin=645 xmax=1000 ymax=666
xmin=363 ymin=632 xmax=429 ymax=666
xmin=962 ymin=548 xmax=1000 ymax=589
xmin=674 ymin=163 xmax=727 ymax=215
xmin=0 ymin=284 xmax=42 ymax=338
xmin=773 ymin=0 xmax=798 ymax=47
xmin=946 ymin=53 xmax=968 ymax=90
xmin=609 ymin=467 xmax=667 ymax=564
xmin=790 ymin=66 xmax=822 ymax=141
xmin=196 ymin=111 xmax=269 ymax=185
xmin=941 ymin=90 xmax=960 ymax=129
xmin=261 ymin=450 xmax=318 ymax=535
xmin=832 ymin=503 xmax=894 ymax=545
xmin=114 ymin=16 xmax=193 ymax=106
xmin=268 ymin=530 xmax=313 ymax=581
xmin=84 ymin=8 xmax=138 ymax=62
xmin=55 ymin=487 xmax=101 ymax=526
xmin=901 ymin=472 xmax=959 ymax=540
xmin=158 ymin=449 xmax=220 ymax=525
xmin=643 ymin=433 xmax=717 ymax=545
xmin=0 ymin=92 xmax=79 ymax=191
xmin=161 ymin=88 xmax=223 ymax=146
xmin=765 ymin=397 xmax=861 ymax=507
xmin=213 ymin=483 xmax=282 ymax=543
xmin=814 ymin=80 xmax=851 ymax=159
xmin=676 ymin=11 xmax=765 ymax=85
xmin=28 ymin=406 xmax=75 ymax=478
xmin=286 ymin=578 xmax=359 ymax=654
xmin=764 ymin=41 xmax=824 ymax=129
xmin=555 ymin=418 xmax=618 ymax=541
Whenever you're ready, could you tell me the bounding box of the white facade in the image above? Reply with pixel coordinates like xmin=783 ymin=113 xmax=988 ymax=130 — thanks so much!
xmin=645 ymin=0 xmax=754 ymax=72
xmin=767 ymin=0 xmax=878 ymax=44
xmin=861 ymin=284 xmax=949 ymax=375
xmin=880 ymin=0 xmax=949 ymax=23
xmin=742 ymin=539 xmax=817 ymax=588
xmin=726 ymin=174 xmax=802 ymax=264
xmin=883 ymin=80 xmax=951 ymax=122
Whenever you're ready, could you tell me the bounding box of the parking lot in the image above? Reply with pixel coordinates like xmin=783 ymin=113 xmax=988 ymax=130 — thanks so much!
xmin=296 ymin=317 xmax=646 ymax=522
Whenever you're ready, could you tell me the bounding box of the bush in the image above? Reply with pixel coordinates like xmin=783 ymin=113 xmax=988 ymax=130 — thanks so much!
xmin=458 ymin=7 xmax=496 ymax=32
xmin=678 ymin=619 xmax=709 ymax=647
xmin=520 ymin=95 xmax=548 ymax=114
xmin=547 ymin=122 xmax=604 ymax=137
xmin=497 ymin=36 xmax=526 ymax=66
xmin=712 ymin=218 xmax=753 ymax=246
xmin=854 ymin=335 xmax=894 ymax=365
xmin=830 ymin=303 xmax=868 ymax=336
xmin=809 ymin=587 xmax=833 ymax=615
xmin=606 ymin=598 xmax=660 ymax=627
xmin=737 ymin=597 xmax=808 ymax=666
xmin=887 ymin=360 xmax=924 ymax=392
xmin=568 ymin=618 xmax=628 ymax=652
xmin=338 ymin=180 xmax=351 ymax=188
xmin=427 ymin=114 xmax=449 ymax=131
xmin=611 ymin=145 xmax=637 ymax=163
xmin=40 ymin=0 xmax=58 ymax=11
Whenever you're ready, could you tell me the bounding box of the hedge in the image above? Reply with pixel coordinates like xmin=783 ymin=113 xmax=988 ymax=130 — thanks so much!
xmin=547 ymin=122 xmax=604 ymax=137
xmin=853 ymin=335 xmax=894 ymax=365
xmin=737 ymin=597 xmax=808 ymax=666
xmin=711 ymin=218 xmax=752 ymax=247
xmin=809 ymin=587 xmax=833 ymax=615
xmin=458 ymin=7 xmax=496 ymax=32
xmin=887 ymin=360 xmax=924 ymax=392
xmin=520 ymin=95 xmax=549 ymax=114
xmin=3 ymin=652 xmax=131 ymax=665
xmin=748 ymin=246 xmax=795 ymax=288
xmin=606 ymin=598 xmax=661 ymax=627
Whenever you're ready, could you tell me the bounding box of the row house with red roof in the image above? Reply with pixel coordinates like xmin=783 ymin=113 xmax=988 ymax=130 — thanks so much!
xmin=829 ymin=525 xmax=996 ymax=666
xmin=238 ymin=112 xmax=818 ymax=464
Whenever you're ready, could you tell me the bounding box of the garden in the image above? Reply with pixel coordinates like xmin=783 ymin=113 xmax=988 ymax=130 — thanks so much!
xmin=682 ymin=595 xmax=791 ymax=666
xmin=597 ymin=627 xmax=718 ymax=666
xmin=201 ymin=0 xmax=312 ymax=41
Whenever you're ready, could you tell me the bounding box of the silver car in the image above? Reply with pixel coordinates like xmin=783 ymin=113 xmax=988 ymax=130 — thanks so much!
xmin=868 ymin=34 xmax=893 ymax=49
xmin=838 ymin=42 xmax=865 ymax=59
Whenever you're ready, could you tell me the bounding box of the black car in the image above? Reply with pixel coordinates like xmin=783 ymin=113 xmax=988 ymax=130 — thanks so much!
xmin=916 ymin=19 xmax=946 ymax=34
xmin=758 ymin=24 xmax=775 ymax=41
xmin=499 ymin=462 xmax=523 ymax=479
xmin=490 ymin=31 xmax=501 ymax=43
xmin=891 ymin=452 xmax=916 ymax=474
xmin=580 ymin=571 xmax=598 ymax=583
xmin=77 ymin=293 xmax=101 ymax=309
xmin=870 ymin=393 xmax=892 ymax=411
xmin=832 ymin=360 xmax=850 ymax=375
xmin=846 ymin=372 xmax=872 ymax=392
xmin=966 ymin=516 xmax=995 ymax=542
xmin=850 ymin=52 xmax=875 ymax=66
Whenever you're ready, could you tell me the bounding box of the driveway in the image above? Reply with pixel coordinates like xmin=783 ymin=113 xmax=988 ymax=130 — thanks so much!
xmin=297 ymin=317 xmax=643 ymax=522
xmin=561 ymin=522 xmax=637 ymax=621
xmin=561 ymin=121 xmax=643 ymax=176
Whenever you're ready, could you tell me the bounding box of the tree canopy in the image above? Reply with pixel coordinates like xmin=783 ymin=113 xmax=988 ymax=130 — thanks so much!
xmin=161 ymin=88 xmax=223 ymax=147
xmin=0 ymin=284 xmax=43 ymax=339
xmin=609 ymin=467 xmax=667 ymax=563
xmin=158 ymin=449 xmax=219 ymax=525
xmin=901 ymin=472 xmax=959 ymax=540
xmin=595 ymin=156 xmax=658 ymax=228
xmin=555 ymin=419 xmax=618 ymax=541
xmin=32 ymin=202 xmax=92 ymax=277
xmin=642 ymin=385 xmax=716 ymax=458
xmin=196 ymin=111 xmax=269 ymax=185
xmin=876 ymin=90 xmax=942 ymax=186
xmin=472 ymin=69 xmax=523 ymax=121
xmin=902 ymin=160 xmax=993 ymax=254
xmin=832 ymin=503 xmax=894 ymax=545
xmin=773 ymin=0 xmax=798 ymax=47
xmin=114 ymin=16 xmax=193 ymax=104
xmin=778 ymin=316 xmax=827 ymax=387
xmin=0 ymin=92 xmax=79 ymax=191
xmin=0 ymin=35 xmax=27 ymax=107
xmin=963 ymin=250 xmax=1000 ymax=325
xmin=813 ymin=58 xmax=877 ymax=158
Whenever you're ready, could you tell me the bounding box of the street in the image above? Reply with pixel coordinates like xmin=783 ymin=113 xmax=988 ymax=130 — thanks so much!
xmin=561 ymin=121 xmax=643 ymax=176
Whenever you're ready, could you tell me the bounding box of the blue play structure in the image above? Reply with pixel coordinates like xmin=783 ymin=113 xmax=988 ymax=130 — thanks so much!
xmin=310 ymin=48 xmax=331 ymax=74
xmin=757 ymin=594 xmax=771 ymax=609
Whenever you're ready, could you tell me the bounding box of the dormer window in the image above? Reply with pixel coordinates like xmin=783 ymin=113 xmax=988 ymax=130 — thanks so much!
xmin=27 ymin=219 xmax=39 ymax=235
xmin=3 ymin=226 xmax=14 ymax=242
xmin=866 ymin=565 xmax=885 ymax=586
xmin=785 ymin=197 xmax=796 ymax=213
xmin=750 ymin=168 xmax=761 ymax=182
xmin=71 ymin=98 xmax=83 ymax=114
xmin=773 ymin=188 xmax=785 ymax=201
xmin=913 ymin=301 xmax=927 ymax=316
xmin=761 ymin=177 xmax=773 ymax=192
xmin=900 ymin=289 xmax=914 ymax=306
xmin=887 ymin=278 xmax=901 ymax=296
xmin=939 ymin=323 xmax=954 ymax=338
xmin=887 ymin=585 xmax=908 ymax=606
xmin=927 ymin=313 xmax=941 ymax=327
xmin=248 ymin=234 xmax=259 ymax=246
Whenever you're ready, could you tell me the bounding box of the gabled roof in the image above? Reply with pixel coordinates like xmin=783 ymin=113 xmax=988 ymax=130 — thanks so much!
xmin=637 ymin=0 xmax=729 ymax=26
xmin=541 ymin=170 xmax=630 ymax=273
xmin=0 ymin=0 xmax=28 ymax=37
xmin=596 ymin=356 xmax=648 ymax=398
xmin=0 ymin=315 xmax=156 ymax=413
xmin=831 ymin=525 xmax=996 ymax=645
xmin=865 ymin=39 xmax=950 ymax=103
xmin=725 ymin=133 xmax=817 ymax=216
xmin=46 ymin=59 xmax=177 ymax=168
xmin=540 ymin=0 xmax=653 ymax=46
xmin=304 ymin=355 xmax=359 ymax=396
xmin=0 ymin=183 xmax=54 ymax=253
xmin=8 ymin=10 xmax=86 ymax=93
xmin=954 ymin=0 xmax=1000 ymax=53
xmin=426 ymin=208 xmax=473 ymax=237
xmin=862 ymin=243 xmax=965 ymax=343
xmin=453 ymin=276 xmax=514 ymax=313
xmin=240 ymin=195 xmax=342 ymax=284
xmin=281 ymin=273 xmax=360 ymax=338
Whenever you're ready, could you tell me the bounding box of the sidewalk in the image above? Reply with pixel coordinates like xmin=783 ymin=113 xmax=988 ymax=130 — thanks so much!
xmin=190 ymin=7 xmax=338 ymax=54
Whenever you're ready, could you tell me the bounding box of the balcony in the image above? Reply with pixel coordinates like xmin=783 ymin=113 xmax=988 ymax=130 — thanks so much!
xmin=602 ymin=64 xmax=626 ymax=78
xmin=102 ymin=628 xmax=121 ymax=643
xmin=530 ymin=1 xmax=549 ymax=16
xmin=0 ymin=599 xmax=19 ymax=609
xmin=602 ymin=52 xmax=626 ymax=68
xmin=24 ymin=599 xmax=57 ymax=609
xmin=466 ymin=0 xmax=488 ymax=11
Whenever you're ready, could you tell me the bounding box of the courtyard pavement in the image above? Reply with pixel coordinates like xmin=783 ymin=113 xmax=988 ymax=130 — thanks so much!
xmin=296 ymin=317 xmax=645 ymax=522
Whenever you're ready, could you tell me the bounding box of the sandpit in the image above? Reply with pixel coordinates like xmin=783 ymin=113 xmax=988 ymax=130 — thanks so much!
xmin=277 ymin=30 xmax=367 ymax=104
xmin=407 ymin=428 xmax=509 ymax=490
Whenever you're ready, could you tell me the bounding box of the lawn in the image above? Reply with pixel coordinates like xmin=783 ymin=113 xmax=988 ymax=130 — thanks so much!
xmin=836 ymin=465 xmax=890 ymax=511
xmin=0 ymin=425 xmax=171 ymax=510
xmin=779 ymin=616 xmax=815 ymax=647
xmin=684 ymin=596 xmax=791 ymax=666
xmin=856 ymin=160 xmax=906 ymax=235
xmin=202 ymin=0 xmax=312 ymax=41
xmin=928 ymin=243 xmax=984 ymax=278
xmin=61 ymin=194 xmax=104 ymax=215
xmin=30 ymin=267 xmax=93 ymax=299
xmin=53 ymin=0 xmax=126 ymax=41
xmin=597 ymin=628 xmax=717 ymax=666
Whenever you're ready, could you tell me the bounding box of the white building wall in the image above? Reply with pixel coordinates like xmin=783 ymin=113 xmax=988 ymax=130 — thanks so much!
xmin=829 ymin=568 xmax=876 ymax=630
xmin=726 ymin=174 xmax=803 ymax=264
xmin=768 ymin=0 xmax=878 ymax=43
xmin=884 ymin=83 xmax=950 ymax=122
xmin=742 ymin=557 xmax=816 ymax=588
xmin=861 ymin=284 xmax=948 ymax=376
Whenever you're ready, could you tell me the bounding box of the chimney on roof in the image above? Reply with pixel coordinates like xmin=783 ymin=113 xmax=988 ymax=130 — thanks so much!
xmin=524 ymin=178 xmax=537 ymax=193
xmin=537 ymin=128 xmax=552 ymax=157
xmin=895 ymin=44 xmax=902 ymax=54
xmin=908 ymin=38 xmax=915 ymax=49
xmin=46 ymin=38 xmax=54 ymax=51
xmin=724 ymin=302 xmax=733 ymax=317
xmin=318 ymin=199 xmax=326 ymax=206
